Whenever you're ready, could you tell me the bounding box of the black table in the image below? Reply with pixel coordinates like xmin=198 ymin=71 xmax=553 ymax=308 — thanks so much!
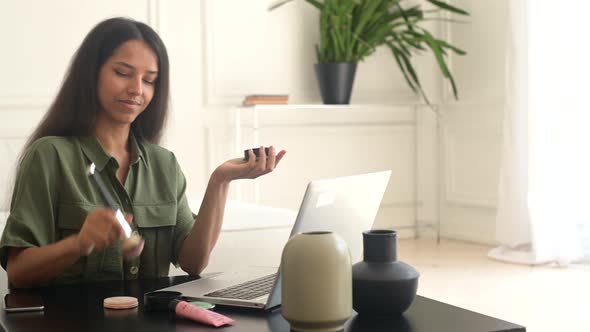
xmin=0 ymin=276 xmax=525 ymax=332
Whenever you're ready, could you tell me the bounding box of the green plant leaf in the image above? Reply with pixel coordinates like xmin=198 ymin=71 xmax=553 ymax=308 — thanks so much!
xmin=422 ymin=29 xmax=458 ymax=98
xmin=351 ymin=32 xmax=376 ymax=60
xmin=398 ymin=49 xmax=421 ymax=88
xmin=401 ymin=35 xmax=426 ymax=51
xmin=351 ymin=0 xmax=383 ymax=40
xmin=400 ymin=5 xmax=423 ymax=20
xmin=395 ymin=3 xmax=415 ymax=31
xmin=422 ymin=30 xmax=449 ymax=76
xmin=390 ymin=43 xmax=432 ymax=105
xmin=389 ymin=44 xmax=418 ymax=92
xmin=319 ymin=0 xmax=330 ymax=62
xmin=438 ymin=40 xmax=466 ymax=55
xmin=315 ymin=44 xmax=321 ymax=62
xmin=390 ymin=33 xmax=411 ymax=57
xmin=268 ymin=0 xmax=296 ymax=11
xmin=426 ymin=0 xmax=469 ymax=16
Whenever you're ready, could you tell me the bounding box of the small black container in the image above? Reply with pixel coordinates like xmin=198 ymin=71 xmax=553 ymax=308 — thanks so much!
xmin=315 ymin=62 xmax=357 ymax=104
xmin=143 ymin=291 xmax=182 ymax=311
xmin=352 ymin=230 xmax=419 ymax=316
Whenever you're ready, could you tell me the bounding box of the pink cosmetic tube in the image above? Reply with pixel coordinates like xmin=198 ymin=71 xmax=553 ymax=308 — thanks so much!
xmin=169 ymin=299 xmax=234 ymax=327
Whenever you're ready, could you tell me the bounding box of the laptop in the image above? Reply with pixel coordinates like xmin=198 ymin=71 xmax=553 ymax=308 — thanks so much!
xmin=157 ymin=170 xmax=391 ymax=309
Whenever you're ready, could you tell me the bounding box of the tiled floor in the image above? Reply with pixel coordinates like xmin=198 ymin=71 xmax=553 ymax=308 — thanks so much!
xmin=398 ymin=238 xmax=590 ymax=332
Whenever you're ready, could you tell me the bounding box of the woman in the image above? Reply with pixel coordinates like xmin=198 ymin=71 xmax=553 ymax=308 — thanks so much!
xmin=0 ymin=17 xmax=286 ymax=288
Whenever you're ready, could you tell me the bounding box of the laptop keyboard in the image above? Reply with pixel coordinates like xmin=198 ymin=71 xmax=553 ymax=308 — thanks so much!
xmin=204 ymin=273 xmax=277 ymax=300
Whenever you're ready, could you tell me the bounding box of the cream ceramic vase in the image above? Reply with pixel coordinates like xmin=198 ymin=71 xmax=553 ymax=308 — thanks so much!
xmin=281 ymin=231 xmax=352 ymax=332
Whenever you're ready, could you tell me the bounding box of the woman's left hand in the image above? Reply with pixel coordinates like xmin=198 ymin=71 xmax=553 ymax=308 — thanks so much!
xmin=214 ymin=145 xmax=286 ymax=182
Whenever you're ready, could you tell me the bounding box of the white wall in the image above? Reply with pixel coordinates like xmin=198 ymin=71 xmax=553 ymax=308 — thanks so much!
xmin=438 ymin=0 xmax=508 ymax=243
xmin=0 ymin=0 xmax=509 ymax=244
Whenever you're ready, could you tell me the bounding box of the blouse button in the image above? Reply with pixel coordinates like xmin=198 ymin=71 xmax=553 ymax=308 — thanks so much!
xmin=130 ymin=266 xmax=139 ymax=274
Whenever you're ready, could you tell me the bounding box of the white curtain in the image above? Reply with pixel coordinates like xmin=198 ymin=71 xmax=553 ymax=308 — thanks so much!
xmin=490 ymin=0 xmax=590 ymax=265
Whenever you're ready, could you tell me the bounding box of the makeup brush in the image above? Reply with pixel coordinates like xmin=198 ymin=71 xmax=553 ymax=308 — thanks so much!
xmin=88 ymin=163 xmax=142 ymax=257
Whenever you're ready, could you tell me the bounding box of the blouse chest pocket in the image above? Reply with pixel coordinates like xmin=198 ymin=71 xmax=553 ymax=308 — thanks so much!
xmin=132 ymin=202 xmax=177 ymax=277
xmin=57 ymin=203 xmax=127 ymax=282
xmin=57 ymin=203 xmax=94 ymax=236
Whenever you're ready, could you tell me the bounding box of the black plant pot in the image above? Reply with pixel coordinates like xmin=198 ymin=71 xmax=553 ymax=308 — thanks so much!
xmin=315 ymin=62 xmax=357 ymax=104
xmin=352 ymin=230 xmax=419 ymax=316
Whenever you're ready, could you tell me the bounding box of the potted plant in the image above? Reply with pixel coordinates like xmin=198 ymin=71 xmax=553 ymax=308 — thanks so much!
xmin=269 ymin=0 xmax=469 ymax=104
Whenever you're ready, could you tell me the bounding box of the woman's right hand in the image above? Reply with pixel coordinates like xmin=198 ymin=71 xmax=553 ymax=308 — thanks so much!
xmin=76 ymin=208 xmax=128 ymax=256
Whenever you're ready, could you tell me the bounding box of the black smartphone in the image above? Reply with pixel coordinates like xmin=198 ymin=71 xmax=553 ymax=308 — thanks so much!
xmin=3 ymin=293 xmax=44 ymax=312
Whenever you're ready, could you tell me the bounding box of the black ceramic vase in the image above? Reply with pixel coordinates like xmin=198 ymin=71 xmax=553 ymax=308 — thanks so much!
xmin=314 ymin=62 xmax=357 ymax=104
xmin=352 ymin=230 xmax=419 ymax=316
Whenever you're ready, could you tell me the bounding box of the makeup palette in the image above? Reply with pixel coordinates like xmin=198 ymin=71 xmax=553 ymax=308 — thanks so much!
xmin=103 ymin=296 xmax=138 ymax=310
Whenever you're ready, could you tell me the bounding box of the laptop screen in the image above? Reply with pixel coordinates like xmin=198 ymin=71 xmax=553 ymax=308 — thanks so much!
xmin=288 ymin=170 xmax=391 ymax=263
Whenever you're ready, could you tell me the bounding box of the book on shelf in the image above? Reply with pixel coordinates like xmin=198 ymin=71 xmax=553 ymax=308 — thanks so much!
xmin=242 ymin=94 xmax=289 ymax=106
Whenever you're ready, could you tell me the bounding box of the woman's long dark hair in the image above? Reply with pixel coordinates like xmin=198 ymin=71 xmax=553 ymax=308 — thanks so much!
xmin=3 ymin=18 xmax=169 ymax=210
xmin=24 ymin=17 xmax=170 ymax=151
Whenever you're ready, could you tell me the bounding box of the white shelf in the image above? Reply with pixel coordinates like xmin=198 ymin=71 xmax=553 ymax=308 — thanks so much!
xmin=234 ymin=104 xmax=417 ymax=128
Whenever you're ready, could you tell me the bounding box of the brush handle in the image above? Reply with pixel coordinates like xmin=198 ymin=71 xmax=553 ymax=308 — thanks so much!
xmin=91 ymin=171 xmax=119 ymax=210
xmin=90 ymin=164 xmax=132 ymax=238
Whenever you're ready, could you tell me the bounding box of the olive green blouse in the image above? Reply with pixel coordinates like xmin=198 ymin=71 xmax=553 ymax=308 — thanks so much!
xmin=0 ymin=134 xmax=196 ymax=284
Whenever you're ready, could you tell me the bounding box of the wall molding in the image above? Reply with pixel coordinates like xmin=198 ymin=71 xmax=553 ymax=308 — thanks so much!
xmin=443 ymin=126 xmax=499 ymax=208
xmin=147 ymin=0 xmax=163 ymax=33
